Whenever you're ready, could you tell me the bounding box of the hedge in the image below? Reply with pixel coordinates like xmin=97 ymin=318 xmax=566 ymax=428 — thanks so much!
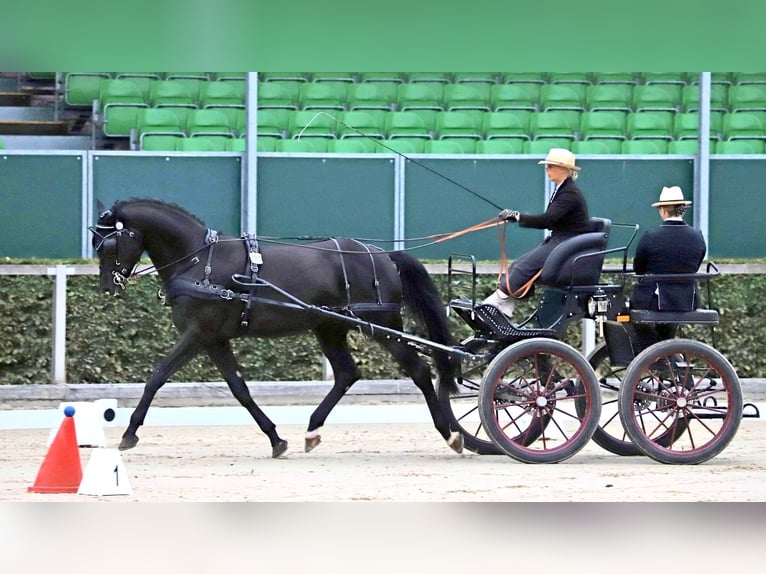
xmin=1 ymin=268 xmax=765 ymax=384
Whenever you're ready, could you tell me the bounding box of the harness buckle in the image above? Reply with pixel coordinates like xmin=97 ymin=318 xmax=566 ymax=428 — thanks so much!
xmin=220 ymin=289 xmax=235 ymax=301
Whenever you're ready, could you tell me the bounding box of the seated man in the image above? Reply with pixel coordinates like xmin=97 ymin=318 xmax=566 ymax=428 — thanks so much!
xmin=631 ymin=186 xmax=707 ymax=337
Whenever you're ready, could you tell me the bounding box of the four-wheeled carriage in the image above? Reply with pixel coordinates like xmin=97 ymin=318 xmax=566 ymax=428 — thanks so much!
xmin=441 ymin=218 xmax=752 ymax=464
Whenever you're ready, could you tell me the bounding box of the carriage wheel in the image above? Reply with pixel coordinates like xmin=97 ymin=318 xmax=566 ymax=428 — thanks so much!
xmin=582 ymin=343 xmax=641 ymax=456
xmin=618 ymin=339 xmax=743 ymax=465
xmin=478 ymin=338 xmax=601 ymax=464
xmin=439 ymin=340 xmax=549 ymax=455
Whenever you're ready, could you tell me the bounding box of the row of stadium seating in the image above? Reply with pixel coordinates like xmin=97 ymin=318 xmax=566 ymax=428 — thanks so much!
xmin=71 ymin=76 xmax=766 ymax=119
xmin=67 ymin=71 xmax=766 ymax=88
xmin=131 ymin=108 xmax=766 ymax=152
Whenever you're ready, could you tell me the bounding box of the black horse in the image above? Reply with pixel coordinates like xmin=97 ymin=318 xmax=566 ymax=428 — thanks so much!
xmin=90 ymin=198 xmax=462 ymax=457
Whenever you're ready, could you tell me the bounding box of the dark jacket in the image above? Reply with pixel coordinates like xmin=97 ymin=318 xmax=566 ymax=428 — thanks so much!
xmin=632 ymin=220 xmax=707 ymax=311
xmin=518 ymin=176 xmax=591 ymax=239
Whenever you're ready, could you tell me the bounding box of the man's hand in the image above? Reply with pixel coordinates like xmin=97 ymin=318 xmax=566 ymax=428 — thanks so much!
xmin=498 ymin=209 xmax=520 ymax=222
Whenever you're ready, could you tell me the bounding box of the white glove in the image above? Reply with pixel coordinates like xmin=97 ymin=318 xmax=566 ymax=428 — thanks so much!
xmin=498 ymin=209 xmax=520 ymax=222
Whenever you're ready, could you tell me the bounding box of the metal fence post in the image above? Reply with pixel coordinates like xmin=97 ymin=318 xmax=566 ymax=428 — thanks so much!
xmin=49 ymin=265 xmax=71 ymax=383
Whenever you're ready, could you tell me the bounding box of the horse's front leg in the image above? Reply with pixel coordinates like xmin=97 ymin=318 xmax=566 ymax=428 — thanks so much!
xmin=205 ymin=340 xmax=287 ymax=458
xmin=305 ymin=326 xmax=361 ymax=452
xmin=119 ymin=330 xmax=202 ymax=450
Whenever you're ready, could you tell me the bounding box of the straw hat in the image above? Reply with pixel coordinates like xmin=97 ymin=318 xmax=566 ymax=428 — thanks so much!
xmin=651 ymin=186 xmax=692 ymax=207
xmin=538 ymin=148 xmax=580 ymax=171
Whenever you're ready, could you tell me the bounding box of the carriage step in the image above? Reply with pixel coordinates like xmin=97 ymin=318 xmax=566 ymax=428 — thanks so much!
xmin=473 ymin=304 xmax=557 ymax=341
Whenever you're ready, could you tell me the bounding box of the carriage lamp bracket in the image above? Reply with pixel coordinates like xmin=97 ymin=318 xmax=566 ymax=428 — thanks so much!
xmin=587 ymin=288 xmax=610 ymax=336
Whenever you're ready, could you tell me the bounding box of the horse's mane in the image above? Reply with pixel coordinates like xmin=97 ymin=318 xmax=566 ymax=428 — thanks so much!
xmin=114 ymin=198 xmax=207 ymax=227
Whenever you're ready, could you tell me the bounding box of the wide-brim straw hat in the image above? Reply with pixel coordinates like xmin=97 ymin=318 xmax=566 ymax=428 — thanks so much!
xmin=651 ymin=185 xmax=692 ymax=207
xmin=538 ymin=148 xmax=580 ymax=171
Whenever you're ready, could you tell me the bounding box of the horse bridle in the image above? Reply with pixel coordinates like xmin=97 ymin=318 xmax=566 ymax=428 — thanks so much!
xmin=89 ymin=220 xmax=144 ymax=289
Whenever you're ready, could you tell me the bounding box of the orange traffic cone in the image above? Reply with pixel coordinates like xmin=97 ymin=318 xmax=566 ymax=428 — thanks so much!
xmin=28 ymin=406 xmax=83 ymax=493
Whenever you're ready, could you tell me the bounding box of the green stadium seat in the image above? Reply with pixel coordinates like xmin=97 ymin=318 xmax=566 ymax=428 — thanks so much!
xmin=727 ymin=85 xmax=766 ymax=113
xmin=385 ymin=111 xmax=433 ymax=139
xmin=113 ymin=73 xmax=160 ymax=99
xmin=141 ymin=134 xmax=185 ymax=151
xmin=668 ymin=140 xmax=715 ymax=154
xmin=640 ymin=72 xmax=689 ymax=86
xmin=137 ymin=108 xmax=186 ymax=148
xmin=500 ymin=72 xmax=546 ymax=84
xmin=524 ymin=139 xmax=572 ymax=154
xmin=65 ymin=72 xmax=110 ymax=107
xmin=327 ymin=138 xmax=378 ymax=153
xmin=299 ymin=82 xmax=348 ymax=110
xmin=475 ymin=139 xmax=524 ymax=154
xmin=722 ymin=112 xmax=766 ymax=140
xmin=98 ymin=79 xmax=149 ymax=137
xmin=621 ymin=139 xmax=669 ymax=154
xmin=278 ymin=138 xmax=329 ymax=153
xmin=199 ymin=81 xmax=244 ymax=108
xmin=346 ymin=82 xmax=398 ymax=111
xmin=591 ymin=72 xmax=638 ymax=85
xmin=443 ymin=84 xmax=492 ymax=111
xmin=376 ymin=138 xmax=426 ymax=154
xmin=260 ymin=72 xmax=309 ymax=83
xmin=452 ymin=72 xmax=499 ymax=84
xmin=539 ymin=84 xmax=587 ymax=111
xmin=547 ymin=72 xmax=592 ymax=85
xmin=163 ymin=74 xmax=208 ymax=102
xmin=257 ymin=81 xmax=300 ymax=110
xmin=397 ymin=83 xmax=445 ymax=111
xmin=580 ymin=111 xmax=627 ymax=140
xmin=406 ymin=72 xmax=452 ymax=84
xmin=434 ymin=111 xmax=484 ymax=141
xmin=336 ymin=110 xmax=387 ymax=139
xmin=210 ymin=72 xmax=247 ymax=82
xmin=688 ymin=72 xmax=733 ymax=86
xmin=256 ymin=137 xmax=279 ymax=152
xmin=632 ymin=85 xmax=681 ymax=112
xmin=256 ymin=108 xmax=290 ymax=138
xmin=482 ymin=110 xmax=531 ymax=140
xmin=226 ymin=137 xmax=247 ymax=152
xmin=424 ymin=139 xmax=470 ymax=154
xmin=626 ymin=112 xmax=674 ymax=140
xmin=0 ymin=137 xmax=4 ymax=150
xmin=357 ymin=72 xmax=406 ymax=83
xmin=673 ymin=112 xmax=723 ymax=140
xmin=186 ymin=109 xmax=235 ymax=138
xmin=529 ymin=110 xmax=581 ymax=140
xmin=681 ymin=84 xmax=729 ymax=113
xmin=585 ymin=84 xmax=633 ymax=112
xmin=288 ymin=110 xmax=338 ymax=139
xmin=177 ymin=136 xmax=228 ymax=152
xmin=715 ymin=139 xmax=765 ymax=154
xmin=489 ymin=83 xmax=539 ymax=111
xmin=732 ymin=72 xmax=766 ymax=85
xmin=311 ymin=72 xmax=357 ymax=83
xmin=572 ymin=139 xmax=622 ymax=154
xmin=149 ymin=80 xmax=198 ymax=109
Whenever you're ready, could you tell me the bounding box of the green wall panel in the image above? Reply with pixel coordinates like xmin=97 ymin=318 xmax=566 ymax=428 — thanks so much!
xmin=709 ymin=159 xmax=766 ymax=258
xmin=0 ymin=154 xmax=83 ymax=258
xmin=92 ymin=154 xmax=242 ymax=238
xmin=256 ymin=156 xmax=395 ymax=242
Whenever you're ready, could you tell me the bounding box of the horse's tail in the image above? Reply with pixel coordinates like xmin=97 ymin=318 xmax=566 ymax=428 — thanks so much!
xmin=387 ymin=250 xmax=458 ymax=395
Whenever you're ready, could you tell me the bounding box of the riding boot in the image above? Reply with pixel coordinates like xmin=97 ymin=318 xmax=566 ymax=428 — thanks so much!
xmin=481 ymin=289 xmax=515 ymax=319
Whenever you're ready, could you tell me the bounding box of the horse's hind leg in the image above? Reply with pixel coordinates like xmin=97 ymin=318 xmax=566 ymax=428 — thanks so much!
xmin=205 ymin=340 xmax=288 ymax=458
xmin=120 ymin=330 xmax=202 ymax=450
xmin=383 ymin=340 xmax=463 ymax=454
xmin=305 ymin=325 xmax=362 ymax=452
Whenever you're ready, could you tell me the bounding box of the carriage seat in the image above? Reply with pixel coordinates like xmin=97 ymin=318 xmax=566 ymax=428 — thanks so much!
xmin=630 ymin=309 xmax=719 ymax=325
xmin=539 ymin=217 xmax=611 ymax=288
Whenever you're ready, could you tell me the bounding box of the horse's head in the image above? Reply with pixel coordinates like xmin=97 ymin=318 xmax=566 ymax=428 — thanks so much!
xmin=89 ymin=202 xmax=145 ymax=295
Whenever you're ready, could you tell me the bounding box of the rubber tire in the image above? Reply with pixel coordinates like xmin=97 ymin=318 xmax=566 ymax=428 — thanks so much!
xmin=478 ymin=338 xmax=601 ymax=464
xmin=618 ymin=339 xmax=743 ymax=465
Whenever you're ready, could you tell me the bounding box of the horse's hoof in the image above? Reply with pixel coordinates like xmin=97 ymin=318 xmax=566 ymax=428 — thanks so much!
xmin=304 ymin=435 xmax=321 ymax=452
xmin=447 ymin=431 xmax=464 ymax=454
xmin=272 ymin=440 xmax=288 ymax=458
xmin=119 ymin=435 xmax=139 ymax=451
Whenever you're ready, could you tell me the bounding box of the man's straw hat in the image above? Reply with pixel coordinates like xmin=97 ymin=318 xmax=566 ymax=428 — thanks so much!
xmin=538 ymin=148 xmax=580 ymax=171
xmin=651 ymin=186 xmax=692 ymax=207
